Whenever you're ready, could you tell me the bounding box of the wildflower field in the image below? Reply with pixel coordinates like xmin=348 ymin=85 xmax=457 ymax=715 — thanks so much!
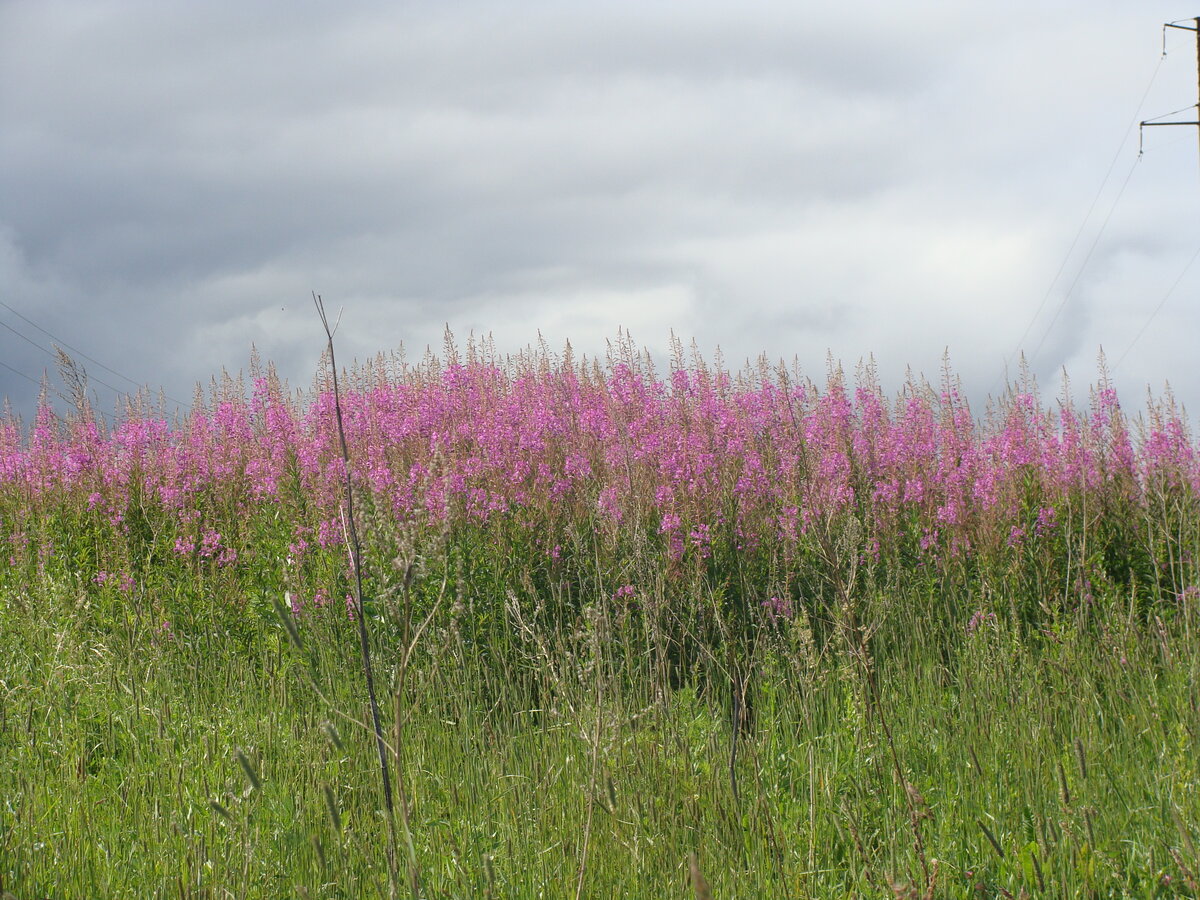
xmin=2 ymin=335 xmax=1199 ymax=897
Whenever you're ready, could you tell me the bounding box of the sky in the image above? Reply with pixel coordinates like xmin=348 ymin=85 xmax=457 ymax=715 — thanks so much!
xmin=3 ymin=0 xmax=1200 ymax=427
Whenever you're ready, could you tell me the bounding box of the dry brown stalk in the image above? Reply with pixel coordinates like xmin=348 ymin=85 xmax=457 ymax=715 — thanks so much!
xmin=687 ymin=852 xmax=713 ymax=900
xmin=313 ymin=292 xmax=403 ymax=899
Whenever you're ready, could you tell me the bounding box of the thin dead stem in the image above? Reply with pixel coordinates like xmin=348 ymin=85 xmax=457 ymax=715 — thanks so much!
xmin=313 ymin=292 xmax=403 ymax=899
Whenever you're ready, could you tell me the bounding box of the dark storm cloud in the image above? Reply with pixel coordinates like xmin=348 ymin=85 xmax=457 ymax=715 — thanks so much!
xmin=2 ymin=0 xmax=1199 ymax=422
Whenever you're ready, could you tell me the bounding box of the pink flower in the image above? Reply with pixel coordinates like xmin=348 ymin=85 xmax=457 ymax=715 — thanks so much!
xmin=761 ymin=596 xmax=794 ymax=620
xmin=966 ymin=610 xmax=996 ymax=634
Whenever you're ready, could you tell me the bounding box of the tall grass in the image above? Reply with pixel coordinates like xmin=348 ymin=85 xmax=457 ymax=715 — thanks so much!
xmin=1 ymin=334 xmax=1198 ymax=896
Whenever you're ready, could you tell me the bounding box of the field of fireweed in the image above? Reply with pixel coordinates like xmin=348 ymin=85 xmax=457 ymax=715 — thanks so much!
xmin=1 ymin=335 xmax=1199 ymax=897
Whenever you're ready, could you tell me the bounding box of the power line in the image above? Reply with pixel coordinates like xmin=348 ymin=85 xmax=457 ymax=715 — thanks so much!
xmin=0 ymin=298 xmax=189 ymax=407
xmin=1026 ymin=154 xmax=1142 ymax=368
xmin=1113 ymin=240 xmax=1200 ymax=372
xmin=0 ymin=357 xmax=42 ymax=387
xmin=1113 ymin=16 xmax=1200 ymax=374
xmin=0 ymin=315 xmax=139 ymax=402
xmin=1142 ymin=102 xmax=1199 ymax=124
xmin=993 ymin=40 xmax=1167 ymax=395
xmin=0 ymin=359 xmax=74 ymax=409
xmin=0 ymin=297 xmax=142 ymax=391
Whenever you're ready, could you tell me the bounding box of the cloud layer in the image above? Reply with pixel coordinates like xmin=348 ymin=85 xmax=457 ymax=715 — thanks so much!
xmin=3 ymin=1 xmax=1199 ymax=422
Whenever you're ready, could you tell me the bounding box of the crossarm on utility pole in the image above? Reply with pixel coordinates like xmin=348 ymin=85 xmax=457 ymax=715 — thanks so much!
xmin=1142 ymin=18 xmax=1200 ymax=156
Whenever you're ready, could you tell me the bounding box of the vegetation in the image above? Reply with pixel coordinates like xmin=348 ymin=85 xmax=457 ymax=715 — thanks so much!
xmin=1 ymin=335 xmax=1199 ymax=897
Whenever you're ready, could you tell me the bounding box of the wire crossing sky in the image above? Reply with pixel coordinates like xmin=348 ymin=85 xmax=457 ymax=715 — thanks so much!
xmin=2 ymin=1 xmax=1200 ymax=422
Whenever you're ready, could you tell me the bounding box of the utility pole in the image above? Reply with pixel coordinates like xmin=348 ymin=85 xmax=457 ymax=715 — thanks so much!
xmin=1140 ymin=17 xmax=1200 ymax=155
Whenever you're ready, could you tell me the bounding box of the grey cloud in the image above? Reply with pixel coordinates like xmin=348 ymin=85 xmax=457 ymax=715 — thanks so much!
xmin=1 ymin=0 xmax=1198 ymax=423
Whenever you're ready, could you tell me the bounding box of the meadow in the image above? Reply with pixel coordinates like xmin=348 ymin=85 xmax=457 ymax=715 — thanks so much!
xmin=1 ymin=333 xmax=1199 ymax=898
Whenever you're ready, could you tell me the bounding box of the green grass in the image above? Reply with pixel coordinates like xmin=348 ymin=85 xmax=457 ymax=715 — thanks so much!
xmin=3 ymin=567 xmax=1199 ymax=899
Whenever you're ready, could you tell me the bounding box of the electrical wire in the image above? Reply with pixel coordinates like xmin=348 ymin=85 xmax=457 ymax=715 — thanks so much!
xmin=1142 ymin=103 xmax=1200 ymax=123
xmin=0 ymin=297 xmax=160 ymax=394
xmin=1110 ymin=24 xmax=1200 ymax=376
xmin=992 ymin=42 xmax=1168 ymax=395
xmin=1025 ymin=155 xmax=1142 ymax=368
xmin=0 ymin=298 xmax=189 ymax=407
xmin=0 ymin=316 xmax=139 ymax=402
xmin=0 ymin=359 xmax=73 ymax=408
xmin=1112 ymin=240 xmax=1200 ymax=372
xmin=0 ymin=358 xmax=42 ymax=387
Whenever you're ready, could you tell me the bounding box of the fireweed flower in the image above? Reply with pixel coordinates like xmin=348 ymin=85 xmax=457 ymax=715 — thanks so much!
xmin=966 ymin=610 xmax=996 ymax=634
xmin=761 ymin=597 xmax=794 ymax=620
xmin=2 ymin=337 xmax=1198 ymax=625
xmin=199 ymin=530 xmax=223 ymax=558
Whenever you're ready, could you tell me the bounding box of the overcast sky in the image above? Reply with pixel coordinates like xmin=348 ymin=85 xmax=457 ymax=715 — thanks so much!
xmin=3 ymin=1 xmax=1200 ymax=426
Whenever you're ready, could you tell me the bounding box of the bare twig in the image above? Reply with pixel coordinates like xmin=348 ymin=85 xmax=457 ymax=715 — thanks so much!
xmin=313 ymin=292 xmax=403 ymax=898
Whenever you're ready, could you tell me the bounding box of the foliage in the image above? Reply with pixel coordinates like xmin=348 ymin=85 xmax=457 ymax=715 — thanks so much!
xmin=2 ymin=337 xmax=1199 ymax=896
